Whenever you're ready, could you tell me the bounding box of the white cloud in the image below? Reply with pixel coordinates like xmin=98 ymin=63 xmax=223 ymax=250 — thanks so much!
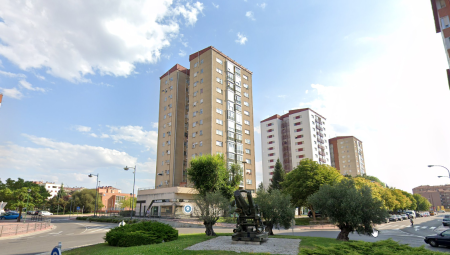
xmin=75 ymin=125 xmax=91 ymax=132
xmin=19 ymin=80 xmax=46 ymax=92
xmin=179 ymin=50 xmax=186 ymax=57
xmin=0 ymin=70 xmax=26 ymax=78
xmin=212 ymin=3 xmax=219 ymax=9
xmin=235 ymin=33 xmax=248 ymax=45
xmin=254 ymin=126 xmax=261 ymax=134
xmin=106 ymin=125 xmax=158 ymax=151
xmin=0 ymin=87 xmax=23 ymax=99
xmin=152 ymin=122 xmax=158 ymax=128
xmin=277 ymin=95 xmax=287 ymax=98
xmin=305 ymin=90 xmax=308 ymax=94
xmin=0 ymin=134 xmax=137 ymax=173
xmin=35 ymin=74 xmax=46 ymax=80
xmin=0 ymin=1 xmax=204 ymax=82
xmin=257 ymin=3 xmax=267 ymax=9
xmin=90 ymin=133 xmax=98 ymax=138
xmin=245 ymin=11 xmax=255 ymax=21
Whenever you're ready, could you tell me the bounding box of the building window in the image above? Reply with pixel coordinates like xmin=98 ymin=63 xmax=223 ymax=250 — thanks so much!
xmin=295 ymin=128 xmax=303 ymax=132
xmin=201 ymin=59 xmax=204 ymax=64
xmin=200 ymin=78 xmax=203 ymax=83
xmin=295 ymin=115 xmax=302 ymax=119
xmin=267 ymin=129 xmax=274 ymax=132
xmin=200 ymin=99 xmax=203 ymax=104
xmin=216 ymin=98 xmax=223 ymax=104
xmin=244 ymin=92 xmax=249 ymax=98
xmin=216 ymin=119 xmax=223 ymax=125
xmin=296 ymin=141 xmax=303 ymax=145
xmin=246 ymin=159 xmax=251 ymax=164
xmin=295 ymin=135 xmax=304 ymax=139
xmin=200 ymin=69 xmax=203 ymax=74
xmin=216 ymin=68 xmax=222 ymax=74
xmin=194 ymin=91 xmax=198 ymax=97
xmin=216 ymin=141 xmax=223 ymax=146
xmin=294 ymin=122 xmax=301 ymax=126
xmin=200 ymin=109 xmax=203 ymax=114
xmin=216 ymin=129 xmax=223 ymax=136
xmin=216 ymin=58 xmax=223 ymax=64
xmin=244 ymin=110 xmax=249 ymax=116
xmin=245 ymin=149 xmax=251 ymax=154
xmin=244 ymin=101 xmax=249 ymax=106
xmin=200 ymin=130 xmax=203 ymax=135
xmin=267 ymin=135 xmax=273 ymax=138
xmin=268 ymin=147 xmax=274 ymax=150
xmin=216 ymin=77 xmax=223 ymax=84
xmin=244 ymin=129 xmax=250 ymax=135
xmin=194 ymin=72 xmax=198 ymax=77
xmin=245 ymin=139 xmax=251 ymax=144
xmin=194 ymin=81 xmax=198 ymax=87
xmin=244 ymin=120 xmax=250 ymax=125
xmin=193 ymin=111 xmax=197 ymax=117
xmin=268 ymin=153 xmax=274 ymax=156
xmin=194 ymin=62 xmax=198 ymax=68
xmin=243 ymin=74 xmax=248 ymax=80
xmin=216 ymin=108 xmax=223 ymax=114
xmin=243 ymin=84 xmax=249 ymax=89
xmin=216 ymin=87 xmax=222 ymax=94
xmin=268 ymin=141 xmax=274 ymax=144
xmin=200 ymin=141 xmax=203 ymax=147
xmin=246 ymin=179 xmax=252 ymax=184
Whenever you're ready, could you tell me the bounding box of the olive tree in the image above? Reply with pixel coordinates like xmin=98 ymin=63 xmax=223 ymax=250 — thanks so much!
xmin=307 ymin=178 xmax=388 ymax=241
xmin=255 ymin=189 xmax=295 ymax=235
xmin=193 ymin=191 xmax=229 ymax=236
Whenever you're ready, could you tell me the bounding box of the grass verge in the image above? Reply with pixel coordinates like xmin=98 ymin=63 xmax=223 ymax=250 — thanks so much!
xmin=63 ymin=233 xmax=447 ymax=255
xmin=295 ymin=218 xmax=311 ymax=225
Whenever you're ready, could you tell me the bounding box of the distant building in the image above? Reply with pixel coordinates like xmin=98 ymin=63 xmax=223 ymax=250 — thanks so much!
xmin=64 ymin=186 xmax=85 ymax=194
xmin=328 ymin=136 xmax=366 ymax=176
xmin=430 ymin=0 xmax=450 ymax=88
xmin=413 ymin=184 xmax=450 ymax=210
xmin=96 ymin=186 xmax=134 ymax=212
xmin=260 ymin=108 xmax=331 ymax=190
xmin=40 ymin=182 xmax=61 ymax=199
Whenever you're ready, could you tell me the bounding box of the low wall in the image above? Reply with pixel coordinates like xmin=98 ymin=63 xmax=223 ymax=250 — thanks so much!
xmin=0 ymin=220 xmax=52 ymax=237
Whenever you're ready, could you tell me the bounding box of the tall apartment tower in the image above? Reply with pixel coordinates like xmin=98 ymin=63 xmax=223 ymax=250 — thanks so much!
xmin=431 ymin=0 xmax=450 ymax=88
xmin=260 ymin=109 xmax=331 ymax=190
xmin=155 ymin=47 xmax=257 ymax=192
xmin=155 ymin=64 xmax=190 ymax=188
xmin=328 ymin=136 xmax=366 ymax=177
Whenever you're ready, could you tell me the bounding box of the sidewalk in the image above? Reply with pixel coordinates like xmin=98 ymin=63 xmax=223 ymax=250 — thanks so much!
xmin=0 ymin=220 xmax=52 ymax=237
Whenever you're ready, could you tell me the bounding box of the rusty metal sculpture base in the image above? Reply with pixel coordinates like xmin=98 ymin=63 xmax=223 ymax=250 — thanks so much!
xmin=232 ymin=231 xmax=268 ymax=243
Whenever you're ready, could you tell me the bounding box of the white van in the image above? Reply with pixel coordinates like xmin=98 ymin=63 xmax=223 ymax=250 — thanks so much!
xmin=405 ymin=210 xmax=416 ymax=219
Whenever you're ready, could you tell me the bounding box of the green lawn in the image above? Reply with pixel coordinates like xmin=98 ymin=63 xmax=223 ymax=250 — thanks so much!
xmin=295 ymin=217 xmax=311 ymax=225
xmin=63 ymin=233 xmax=446 ymax=255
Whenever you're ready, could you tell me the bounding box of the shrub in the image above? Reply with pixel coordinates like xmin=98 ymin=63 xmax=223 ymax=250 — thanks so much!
xmin=105 ymin=220 xmax=178 ymax=247
xmin=76 ymin=216 xmax=140 ymax=224
xmin=119 ymin=210 xmax=136 ymax=217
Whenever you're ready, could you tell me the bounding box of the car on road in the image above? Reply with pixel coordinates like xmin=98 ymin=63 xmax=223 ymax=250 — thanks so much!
xmin=0 ymin=212 xmax=22 ymax=220
xmin=388 ymin=215 xmax=398 ymax=222
xmin=396 ymin=215 xmax=403 ymax=221
xmin=27 ymin=210 xmax=36 ymax=215
xmin=425 ymin=229 xmax=450 ymax=247
xmin=38 ymin=211 xmax=53 ymax=216
xmin=430 ymin=211 xmax=436 ymax=216
xmin=401 ymin=214 xmax=408 ymax=220
xmin=439 ymin=210 xmax=446 ymax=213
xmin=443 ymin=215 xmax=450 ymax=226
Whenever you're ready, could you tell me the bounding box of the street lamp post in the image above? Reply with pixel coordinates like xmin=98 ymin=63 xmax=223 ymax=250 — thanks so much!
xmin=124 ymin=166 xmax=136 ymax=220
xmin=88 ymin=173 xmax=99 ymax=217
xmin=241 ymin=161 xmax=247 ymax=190
xmin=24 ymin=189 xmax=31 ymax=222
xmin=429 ymin=165 xmax=450 ymax=178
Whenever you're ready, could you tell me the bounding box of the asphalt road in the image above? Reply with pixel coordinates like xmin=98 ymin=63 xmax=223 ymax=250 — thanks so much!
xmin=1 ymin=214 xmax=449 ymax=254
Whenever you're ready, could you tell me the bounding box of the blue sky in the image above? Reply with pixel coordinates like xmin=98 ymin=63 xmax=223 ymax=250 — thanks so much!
xmin=1 ymin=0 xmax=449 ymax=194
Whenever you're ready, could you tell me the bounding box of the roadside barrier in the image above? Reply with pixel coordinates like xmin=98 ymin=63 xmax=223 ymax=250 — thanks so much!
xmin=0 ymin=219 xmax=52 ymax=237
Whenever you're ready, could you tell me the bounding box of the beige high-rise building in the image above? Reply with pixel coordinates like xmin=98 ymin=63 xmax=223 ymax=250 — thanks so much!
xmin=328 ymin=136 xmax=366 ymax=176
xmin=154 ymin=46 xmax=256 ymax=192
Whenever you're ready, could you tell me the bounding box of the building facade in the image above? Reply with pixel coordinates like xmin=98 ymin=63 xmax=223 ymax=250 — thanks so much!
xmin=329 ymin=136 xmax=366 ymax=176
xmin=154 ymin=46 xmax=256 ymax=192
xmin=260 ymin=109 xmax=331 ymax=190
xmin=413 ymin=184 xmax=450 ymax=210
xmin=97 ymin=186 xmax=134 ymax=212
xmin=33 ymin=181 xmax=61 ymax=199
xmin=430 ymin=0 xmax=450 ymax=88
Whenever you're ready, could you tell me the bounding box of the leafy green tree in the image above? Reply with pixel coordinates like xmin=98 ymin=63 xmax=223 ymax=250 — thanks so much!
xmin=0 ymin=178 xmax=49 ymax=221
xmin=402 ymin=191 xmax=417 ymax=211
xmin=257 ymin=182 xmax=265 ymax=192
xmin=255 ymin=189 xmax=295 ymax=235
xmin=390 ymin=188 xmax=409 ymax=212
xmin=414 ymin=194 xmax=432 ymax=211
xmin=193 ymin=191 xmax=229 ymax=236
xmin=308 ymin=178 xmax=388 ymax=241
xmin=71 ymin=189 xmax=103 ymax=213
xmin=187 ymin=154 xmax=242 ymax=200
xmin=268 ymin=159 xmax=285 ymax=193
xmin=119 ymin=196 xmax=137 ymax=209
xmin=360 ymin=175 xmax=385 ymax=187
xmin=282 ymin=159 xmax=342 ymax=219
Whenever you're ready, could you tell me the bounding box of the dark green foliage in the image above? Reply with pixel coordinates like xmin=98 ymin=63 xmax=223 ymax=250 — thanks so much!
xmin=76 ymin=216 xmax=139 ymax=224
xmin=71 ymin=189 xmax=103 ymax=213
xmin=414 ymin=194 xmax=432 ymax=211
xmin=268 ymin=159 xmax=285 ymax=193
xmin=359 ymin=175 xmax=385 ymax=187
xmin=105 ymin=221 xmax=178 ymax=247
xmin=255 ymin=189 xmax=295 ymax=235
xmin=193 ymin=191 xmax=229 ymax=236
xmin=300 ymin=239 xmax=444 ymax=255
xmin=119 ymin=210 xmax=136 ymax=217
xmin=307 ymin=178 xmax=388 ymax=241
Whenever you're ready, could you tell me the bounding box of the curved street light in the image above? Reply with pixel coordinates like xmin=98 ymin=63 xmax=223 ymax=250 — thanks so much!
xmin=88 ymin=173 xmax=99 ymax=217
xmin=428 ymin=165 xmax=450 ymax=179
xmin=124 ymin=165 xmax=136 ymax=220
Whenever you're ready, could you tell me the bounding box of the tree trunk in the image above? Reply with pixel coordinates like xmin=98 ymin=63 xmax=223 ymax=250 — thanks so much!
xmin=17 ymin=206 xmax=23 ymax=222
xmin=264 ymin=221 xmax=274 ymax=235
xmin=204 ymin=221 xmax=217 ymax=236
xmin=336 ymin=227 xmax=351 ymax=241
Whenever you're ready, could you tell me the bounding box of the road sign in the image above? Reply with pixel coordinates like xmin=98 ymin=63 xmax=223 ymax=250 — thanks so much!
xmin=76 ymin=206 xmax=80 ymax=211
xmin=51 ymin=247 xmax=61 ymax=255
xmin=183 ymin=204 xmax=193 ymax=215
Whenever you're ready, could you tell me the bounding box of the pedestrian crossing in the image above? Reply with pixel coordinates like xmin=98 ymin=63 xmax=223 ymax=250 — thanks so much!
xmin=376 ymin=224 xmax=443 ymax=231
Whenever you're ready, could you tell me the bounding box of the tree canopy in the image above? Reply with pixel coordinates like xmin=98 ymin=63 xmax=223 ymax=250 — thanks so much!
xmin=282 ymin=159 xmax=342 ymax=212
xmin=187 ymin=154 xmax=242 ymax=200
xmin=268 ymin=159 xmax=285 ymax=193
xmin=255 ymin=189 xmax=295 ymax=235
xmin=413 ymin=194 xmax=432 ymax=211
xmin=71 ymin=189 xmax=103 ymax=213
xmin=193 ymin=191 xmax=229 ymax=236
xmin=308 ymin=178 xmax=388 ymax=241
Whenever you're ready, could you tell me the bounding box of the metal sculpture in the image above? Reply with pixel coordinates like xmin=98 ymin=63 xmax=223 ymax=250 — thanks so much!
xmin=231 ymin=190 xmax=268 ymax=242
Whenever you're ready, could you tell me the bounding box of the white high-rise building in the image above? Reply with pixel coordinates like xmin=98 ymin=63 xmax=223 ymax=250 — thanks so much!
xmin=260 ymin=109 xmax=331 ymax=190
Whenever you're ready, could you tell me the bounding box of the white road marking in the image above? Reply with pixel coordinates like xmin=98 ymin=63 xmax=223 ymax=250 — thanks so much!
xmin=430 ymin=227 xmax=436 ymax=230
xmin=421 ymin=226 xmax=427 ymax=229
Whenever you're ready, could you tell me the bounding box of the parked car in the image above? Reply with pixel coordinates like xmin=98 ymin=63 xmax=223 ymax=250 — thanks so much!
xmin=425 ymin=229 xmax=450 ymax=247
xmin=27 ymin=210 xmax=36 ymax=215
xmin=430 ymin=211 xmax=436 ymax=216
xmin=396 ymin=215 xmax=403 ymax=221
xmin=401 ymin=214 xmax=408 ymax=220
xmin=389 ymin=215 xmax=398 ymax=222
xmin=0 ymin=212 xmax=22 ymax=220
xmin=405 ymin=210 xmax=416 ymax=219
xmin=38 ymin=211 xmax=53 ymax=216
xmin=422 ymin=212 xmax=430 ymax=217
xmin=307 ymin=211 xmax=322 ymax=218
xmin=443 ymin=215 xmax=450 ymax=226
